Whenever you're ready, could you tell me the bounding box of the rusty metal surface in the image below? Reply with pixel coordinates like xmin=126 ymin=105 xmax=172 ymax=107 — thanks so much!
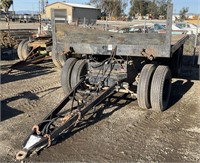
xmin=53 ymin=26 xmax=170 ymax=58
xmin=51 ymin=4 xmax=188 ymax=58
xmin=28 ymin=39 xmax=52 ymax=48
xmin=0 ymin=29 xmax=37 ymax=48
xmin=0 ymin=31 xmax=18 ymax=48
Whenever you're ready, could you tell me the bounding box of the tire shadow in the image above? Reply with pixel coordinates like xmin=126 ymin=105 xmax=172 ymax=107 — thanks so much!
xmin=168 ymin=79 xmax=194 ymax=108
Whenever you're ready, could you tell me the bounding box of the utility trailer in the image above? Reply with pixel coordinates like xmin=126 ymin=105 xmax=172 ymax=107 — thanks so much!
xmin=0 ymin=29 xmax=37 ymax=47
xmin=4 ymin=35 xmax=52 ymax=74
xmin=16 ymin=4 xmax=189 ymax=160
xmin=17 ymin=33 xmax=52 ymax=62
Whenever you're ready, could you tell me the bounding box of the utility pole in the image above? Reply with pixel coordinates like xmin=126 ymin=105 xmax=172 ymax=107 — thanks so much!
xmin=38 ymin=0 xmax=45 ymax=14
xmin=41 ymin=0 xmax=44 ymax=14
xmin=46 ymin=0 xmax=48 ymax=6
xmin=38 ymin=0 xmax=40 ymax=14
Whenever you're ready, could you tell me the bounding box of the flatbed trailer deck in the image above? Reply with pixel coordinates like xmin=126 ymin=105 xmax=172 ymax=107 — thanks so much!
xmin=53 ymin=26 xmax=188 ymax=57
xmin=171 ymin=34 xmax=189 ymax=53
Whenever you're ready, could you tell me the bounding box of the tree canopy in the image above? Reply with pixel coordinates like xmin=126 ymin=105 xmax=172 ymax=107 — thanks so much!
xmin=129 ymin=0 xmax=169 ymax=19
xmin=90 ymin=0 xmax=128 ymax=18
xmin=179 ymin=7 xmax=189 ymax=20
xmin=0 ymin=0 xmax=13 ymax=13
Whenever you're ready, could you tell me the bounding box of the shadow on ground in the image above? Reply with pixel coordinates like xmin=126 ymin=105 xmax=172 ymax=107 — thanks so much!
xmin=33 ymin=93 xmax=134 ymax=157
xmin=168 ymin=79 xmax=194 ymax=109
xmin=180 ymin=55 xmax=199 ymax=80
xmin=0 ymin=91 xmax=39 ymax=121
xmin=1 ymin=60 xmax=55 ymax=84
xmin=166 ymin=55 xmax=199 ymax=109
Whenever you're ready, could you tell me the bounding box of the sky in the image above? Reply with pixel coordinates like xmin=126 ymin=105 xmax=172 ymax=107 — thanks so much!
xmin=12 ymin=0 xmax=200 ymax=14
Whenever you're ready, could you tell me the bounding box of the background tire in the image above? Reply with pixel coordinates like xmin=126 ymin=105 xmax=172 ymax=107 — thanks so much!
xmin=52 ymin=51 xmax=67 ymax=68
xmin=21 ymin=41 xmax=30 ymax=60
xmin=61 ymin=58 xmax=78 ymax=95
xmin=17 ymin=39 xmax=27 ymax=60
xmin=137 ymin=64 xmax=156 ymax=109
xmin=150 ymin=65 xmax=172 ymax=112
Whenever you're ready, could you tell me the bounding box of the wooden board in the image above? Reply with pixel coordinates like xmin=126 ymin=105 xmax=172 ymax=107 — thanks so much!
xmin=53 ymin=25 xmax=188 ymax=58
xmin=171 ymin=34 xmax=189 ymax=53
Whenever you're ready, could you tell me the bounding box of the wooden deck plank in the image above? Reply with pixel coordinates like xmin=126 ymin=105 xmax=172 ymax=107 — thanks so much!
xmin=54 ymin=25 xmax=189 ymax=58
xmin=171 ymin=34 xmax=189 ymax=53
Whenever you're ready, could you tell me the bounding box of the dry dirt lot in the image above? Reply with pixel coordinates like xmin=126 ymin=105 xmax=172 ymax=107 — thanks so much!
xmin=0 ymin=22 xmax=39 ymax=30
xmin=0 ymin=52 xmax=200 ymax=162
xmin=0 ymin=29 xmax=200 ymax=161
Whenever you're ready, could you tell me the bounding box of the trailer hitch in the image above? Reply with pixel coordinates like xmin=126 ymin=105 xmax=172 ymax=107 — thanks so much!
xmin=16 ymin=78 xmax=124 ymax=160
xmin=4 ymin=45 xmax=51 ymax=74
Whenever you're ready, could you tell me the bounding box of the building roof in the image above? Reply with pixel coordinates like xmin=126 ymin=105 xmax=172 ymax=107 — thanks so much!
xmin=46 ymin=2 xmax=98 ymax=9
xmin=64 ymin=2 xmax=97 ymax=9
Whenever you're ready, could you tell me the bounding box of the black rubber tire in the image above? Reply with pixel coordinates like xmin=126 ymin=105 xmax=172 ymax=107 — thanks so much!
xmin=52 ymin=51 xmax=67 ymax=68
xmin=61 ymin=58 xmax=78 ymax=95
xmin=71 ymin=59 xmax=88 ymax=89
xmin=137 ymin=64 xmax=156 ymax=109
xmin=170 ymin=47 xmax=183 ymax=77
xmin=21 ymin=41 xmax=30 ymax=60
xmin=150 ymin=65 xmax=172 ymax=112
xmin=17 ymin=39 xmax=28 ymax=60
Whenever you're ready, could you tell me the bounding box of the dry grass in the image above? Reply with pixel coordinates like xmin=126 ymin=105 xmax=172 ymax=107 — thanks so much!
xmin=186 ymin=19 xmax=200 ymax=25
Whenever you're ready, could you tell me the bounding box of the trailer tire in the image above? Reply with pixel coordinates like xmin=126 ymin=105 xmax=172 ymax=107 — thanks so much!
xmin=150 ymin=65 xmax=172 ymax=112
xmin=61 ymin=58 xmax=78 ymax=94
xmin=52 ymin=51 xmax=67 ymax=68
xmin=21 ymin=41 xmax=30 ymax=60
xmin=71 ymin=59 xmax=88 ymax=89
xmin=17 ymin=39 xmax=28 ymax=60
xmin=137 ymin=64 xmax=156 ymax=109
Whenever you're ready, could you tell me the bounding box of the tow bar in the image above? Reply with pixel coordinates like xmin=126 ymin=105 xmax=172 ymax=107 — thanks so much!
xmin=16 ymin=78 xmax=124 ymax=160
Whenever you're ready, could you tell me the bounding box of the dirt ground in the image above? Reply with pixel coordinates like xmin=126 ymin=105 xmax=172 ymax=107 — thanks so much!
xmin=0 ymin=26 xmax=200 ymax=161
xmin=0 ymin=50 xmax=200 ymax=162
xmin=0 ymin=22 xmax=39 ymax=30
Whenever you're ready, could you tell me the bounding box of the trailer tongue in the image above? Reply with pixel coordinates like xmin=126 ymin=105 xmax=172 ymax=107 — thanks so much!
xmin=16 ymin=76 xmax=126 ymax=160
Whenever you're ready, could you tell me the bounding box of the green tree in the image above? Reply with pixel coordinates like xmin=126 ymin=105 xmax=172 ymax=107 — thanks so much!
xmin=129 ymin=0 xmax=169 ymax=19
xmin=129 ymin=0 xmax=149 ymax=17
xmin=158 ymin=1 xmax=167 ymax=15
xmin=0 ymin=0 xmax=13 ymax=32
xmin=147 ymin=0 xmax=159 ymax=18
xmin=0 ymin=0 xmax=13 ymax=13
xmin=90 ymin=0 xmax=127 ymax=18
xmin=179 ymin=7 xmax=189 ymax=20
